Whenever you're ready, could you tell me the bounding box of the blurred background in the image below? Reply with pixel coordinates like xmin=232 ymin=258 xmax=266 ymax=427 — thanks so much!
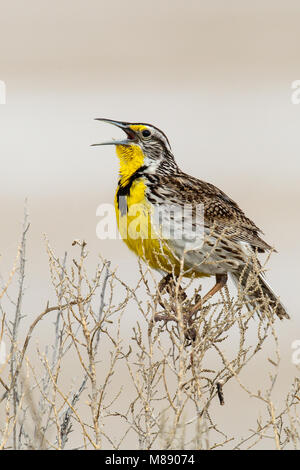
xmin=0 ymin=0 xmax=299 ymax=448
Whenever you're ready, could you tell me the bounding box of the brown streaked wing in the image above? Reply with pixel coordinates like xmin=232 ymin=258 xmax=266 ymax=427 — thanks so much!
xmin=148 ymin=172 xmax=272 ymax=252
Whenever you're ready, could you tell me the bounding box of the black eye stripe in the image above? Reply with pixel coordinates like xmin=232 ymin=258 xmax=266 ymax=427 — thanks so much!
xmin=142 ymin=129 xmax=151 ymax=137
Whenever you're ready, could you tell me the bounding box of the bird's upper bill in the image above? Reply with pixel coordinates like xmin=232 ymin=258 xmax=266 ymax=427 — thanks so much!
xmin=92 ymin=118 xmax=146 ymax=147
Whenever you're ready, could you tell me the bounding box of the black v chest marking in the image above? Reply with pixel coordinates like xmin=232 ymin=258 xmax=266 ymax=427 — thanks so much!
xmin=116 ymin=166 xmax=147 ymax=216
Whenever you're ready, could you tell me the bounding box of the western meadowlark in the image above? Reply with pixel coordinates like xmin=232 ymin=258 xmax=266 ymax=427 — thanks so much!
xmin=93 ymin=118 xmax=289 ymax=320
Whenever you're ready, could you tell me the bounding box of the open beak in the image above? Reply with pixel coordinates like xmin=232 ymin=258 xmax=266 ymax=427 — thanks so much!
xmin=91 ymin=118 xmax=138 ymax=146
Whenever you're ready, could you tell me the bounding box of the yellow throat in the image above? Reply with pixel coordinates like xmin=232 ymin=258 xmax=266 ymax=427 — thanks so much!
xmin=115 ymin=125 xmax=147 ymax=186
xmin=114 ymin=126 xmax=189 ymax=275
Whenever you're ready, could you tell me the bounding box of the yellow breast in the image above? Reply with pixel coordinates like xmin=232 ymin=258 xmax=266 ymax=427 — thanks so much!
xmin=114 ymin=141 xmax=209 ymax=278
xmin=114 ymin=177 xmax=178 ymax=273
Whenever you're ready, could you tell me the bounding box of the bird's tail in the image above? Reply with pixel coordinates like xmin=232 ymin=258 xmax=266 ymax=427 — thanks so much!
xmin=230 ymin=266 xmax=289 ymax=320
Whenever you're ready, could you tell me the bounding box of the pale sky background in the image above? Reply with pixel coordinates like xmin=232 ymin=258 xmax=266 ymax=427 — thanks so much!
xmin=0 ymin=0 xmax=300 ymax=449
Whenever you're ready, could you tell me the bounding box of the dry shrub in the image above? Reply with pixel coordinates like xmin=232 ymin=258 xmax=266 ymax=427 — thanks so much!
xmin=0 ymin=211 xmax=299 ymax=449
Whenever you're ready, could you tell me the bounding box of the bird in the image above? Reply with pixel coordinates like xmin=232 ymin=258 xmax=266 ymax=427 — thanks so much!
xmin=92 ymin=118 xmax=289 ymax=320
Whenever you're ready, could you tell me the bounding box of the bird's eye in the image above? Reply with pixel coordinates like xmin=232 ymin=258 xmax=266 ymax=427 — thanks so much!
xmin=142 ymin=129 xmax=151 ymax=138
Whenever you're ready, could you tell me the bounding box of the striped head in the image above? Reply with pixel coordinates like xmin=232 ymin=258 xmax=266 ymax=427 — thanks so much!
xmin=92 ymin=118 xmax=178 ymax=181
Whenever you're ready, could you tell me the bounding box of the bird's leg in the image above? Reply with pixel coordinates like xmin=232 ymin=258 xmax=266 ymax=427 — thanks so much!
xmin=155 ymin=273 xmax=187 ymax=323
xmin=190 ymin=273 xmax=228 ymax=316
xmin=202 ymin=273 xmax=228 ymax=304
xmin=158 ymin=274 xmax=187 ymax=300
xmin=158 ymin=273 xmax=173 ymax=293
xmin=182 ymin=273 xmax=228 ymax=343
xmin=155 ymin=274 xmax=177 ymax=322
xmin=155 ymin=274 xmax=196 ymax=343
